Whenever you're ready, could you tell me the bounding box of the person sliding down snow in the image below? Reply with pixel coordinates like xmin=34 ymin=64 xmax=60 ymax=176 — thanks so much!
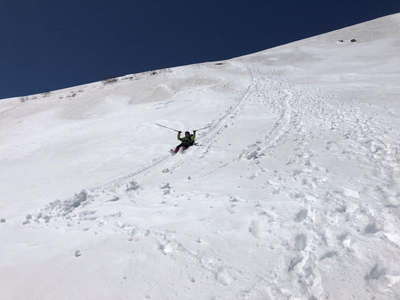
xmin=172 ymin=130 xmax=196 ymax=153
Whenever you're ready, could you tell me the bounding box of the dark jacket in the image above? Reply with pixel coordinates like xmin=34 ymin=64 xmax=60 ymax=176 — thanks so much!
xmin=178 ymin=131 xmax=196 ymax=146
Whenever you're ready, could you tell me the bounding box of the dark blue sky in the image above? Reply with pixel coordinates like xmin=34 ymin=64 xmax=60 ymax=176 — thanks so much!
xmin=0 ymin=0 xmax=398 ymax=99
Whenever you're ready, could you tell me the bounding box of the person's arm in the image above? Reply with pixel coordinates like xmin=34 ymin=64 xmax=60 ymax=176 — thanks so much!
xmin=192 ymin=130 xmax=196 ymax=142
xmin=177 ymin=131 xmax=182 ymax=141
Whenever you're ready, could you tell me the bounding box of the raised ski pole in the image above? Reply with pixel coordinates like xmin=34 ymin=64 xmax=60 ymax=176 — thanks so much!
xmin=155 ymin=123 xmax=180 ymax=132
xmin=194 ymin=125 xmax=210 ymax=131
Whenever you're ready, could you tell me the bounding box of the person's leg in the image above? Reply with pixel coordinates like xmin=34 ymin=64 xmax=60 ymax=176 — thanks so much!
xmin=173 ymin=144 xmax=183 ymax=153
xmin=181 ymin=145 xmax=189 ymax=152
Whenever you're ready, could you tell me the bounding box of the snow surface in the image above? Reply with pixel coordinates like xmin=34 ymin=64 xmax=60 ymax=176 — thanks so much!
xmin=1 ymin=13 xmax=400 ymax=300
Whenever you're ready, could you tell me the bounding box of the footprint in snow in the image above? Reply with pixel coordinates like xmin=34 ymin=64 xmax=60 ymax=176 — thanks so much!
xmin=161 ymin=183 xmax=172 ymax=195
xmin=365 ymin=263 xmax=386 ymax=281
xmin=288 ymin=255 xmax=303 ymax=272
xmin=159 ymin=241 xmax=177 ymax=255
xmin=215 ymin=268 xmax=233 ymax=286
xmin=295 ymin=234 xmax=307 ymax=251
xmin=319 ymin=251 xmax=337 ymax=261
xmin=126 ymin=180 xmax=140 ymax=191
xmin=294 ymin=209 xmax=308 ymax=222
xmin=364 ymin=222 xmax=381 ymax=234
xmin=249 ymin=220 xmax=263 ymax=239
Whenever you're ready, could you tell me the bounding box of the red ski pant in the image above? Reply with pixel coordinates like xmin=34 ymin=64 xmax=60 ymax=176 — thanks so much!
xmin=173 ymin=143 xmax=192 ymax=153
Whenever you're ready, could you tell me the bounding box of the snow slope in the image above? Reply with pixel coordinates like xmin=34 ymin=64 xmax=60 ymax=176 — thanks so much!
xmin=1 ymin=13 xmax=400 ymax=300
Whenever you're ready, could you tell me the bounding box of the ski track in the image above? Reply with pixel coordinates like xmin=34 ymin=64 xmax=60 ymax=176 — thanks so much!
xmin=25 ymin=61 xmax=400 ymax=299
xmin=239 ymin=69 xmax=297 ymax=160
xmin=199 ymin=67 xmax=257 ymax=158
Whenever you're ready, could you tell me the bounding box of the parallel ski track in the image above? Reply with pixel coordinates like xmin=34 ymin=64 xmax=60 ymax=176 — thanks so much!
xmin=198 ymin=67 xmax=257 ymax=158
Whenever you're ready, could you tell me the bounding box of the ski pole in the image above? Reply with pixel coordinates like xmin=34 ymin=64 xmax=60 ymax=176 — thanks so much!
xmin=155 ymin=123 xmax=180 ymax=132
xmin=194 ymin=125 xmax=210 ymax=131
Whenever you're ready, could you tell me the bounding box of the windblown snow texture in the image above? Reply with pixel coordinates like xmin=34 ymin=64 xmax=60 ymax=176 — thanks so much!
xmin=1 ymin=13 xmax=400 ymax=300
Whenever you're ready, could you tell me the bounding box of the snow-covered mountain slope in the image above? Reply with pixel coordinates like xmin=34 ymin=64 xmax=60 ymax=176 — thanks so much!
xmin=1 ymin=13 xmax=400 ymax=300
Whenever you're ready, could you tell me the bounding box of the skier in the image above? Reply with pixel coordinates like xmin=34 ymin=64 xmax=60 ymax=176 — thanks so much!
xmin=172 ymin=130 xmax=196 ymax=153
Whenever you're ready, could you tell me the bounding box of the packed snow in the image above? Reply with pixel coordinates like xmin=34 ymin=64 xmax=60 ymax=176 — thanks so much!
xmin=1 ymin=13 xmax=400 ymax=300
